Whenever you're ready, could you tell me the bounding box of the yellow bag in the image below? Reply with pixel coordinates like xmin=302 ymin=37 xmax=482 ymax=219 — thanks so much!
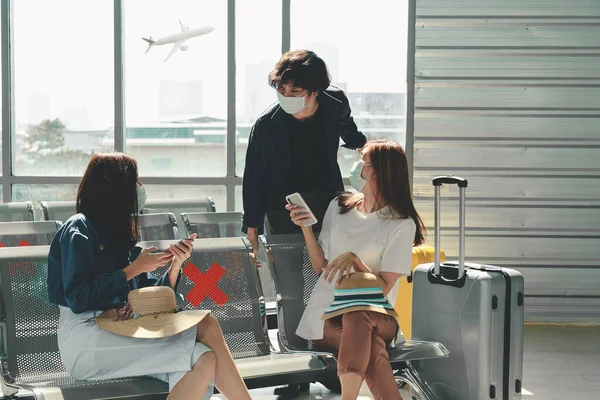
xmin=394 ymin=244 xmax=445 ymax=339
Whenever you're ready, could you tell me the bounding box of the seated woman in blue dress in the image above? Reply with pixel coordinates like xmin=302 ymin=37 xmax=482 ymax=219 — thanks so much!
xmin=47 ymin=152 xmax=251 ymax=400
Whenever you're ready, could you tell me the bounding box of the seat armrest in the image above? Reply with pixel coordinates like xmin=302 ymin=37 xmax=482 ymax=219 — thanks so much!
xmin=388 ymin=340 xmax=450 ymax=363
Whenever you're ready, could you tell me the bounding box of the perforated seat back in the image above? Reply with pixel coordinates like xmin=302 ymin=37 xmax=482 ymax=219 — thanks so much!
xmin=181 ymin=213 xmax=275 ymax=304
xmin=0 ymin=246 xmax=71 ymax=385
xmin=181 ymin=212 xmax=243 ymax=239
xmin=138 ymin=213 xmax=178 ymax=241
xmin=141 ymin=238 xmax=271 ymax=359
xmin=0 ymin=202 xmax=35 ymax=222
xmin=263 ymin=235 xmax=320 ymax=351
xmin=141 ymin=198 xmax=216 ymax=239
xmin=0 ymin=238 xmax=271 ymax=389
xmin=0 ymin=221 xmax=62 ymax=248
xmin=41 ymin=201 xmax=76 ymax=223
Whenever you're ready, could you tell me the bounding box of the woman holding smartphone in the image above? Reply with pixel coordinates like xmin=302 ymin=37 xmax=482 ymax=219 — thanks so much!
xmin=286 ymin=140 xmax=426 ymax=400
xmin=47 ymin=153 xmax=251 ymax=400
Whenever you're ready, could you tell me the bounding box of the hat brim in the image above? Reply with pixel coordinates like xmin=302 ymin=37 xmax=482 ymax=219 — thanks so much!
xmin=96 ymin=310 xmax=211 ymax=339
xmin=321 ymin=305 xmax=398 ymax=321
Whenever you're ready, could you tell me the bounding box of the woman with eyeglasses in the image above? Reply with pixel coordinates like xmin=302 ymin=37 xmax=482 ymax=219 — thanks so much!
xmin=288 ymin=140 xmax=426 ymax=400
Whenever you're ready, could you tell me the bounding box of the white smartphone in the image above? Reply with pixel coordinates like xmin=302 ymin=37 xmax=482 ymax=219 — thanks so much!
xmin=285 ymin=192 xmax=318 ymax=227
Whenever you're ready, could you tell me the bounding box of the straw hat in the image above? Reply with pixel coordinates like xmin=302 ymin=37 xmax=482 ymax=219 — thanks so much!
xmin=321 ymin=272 xmax=399 ymax=320
xmin=96 ymin=286 xmax=210 ymax=339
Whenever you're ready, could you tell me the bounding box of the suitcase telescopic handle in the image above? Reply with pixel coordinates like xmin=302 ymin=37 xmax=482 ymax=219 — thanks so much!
xmin=433 ymin=176 xmax=468 ymax=188
xmin=433 ymin=175 xmax=468 ymax=278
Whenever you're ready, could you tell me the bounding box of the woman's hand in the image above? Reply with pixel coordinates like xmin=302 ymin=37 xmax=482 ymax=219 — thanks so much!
xmin=286 ymin=204 xmax=313 ymax=228
xmin=168 ymin=233 xmax=198 ymax=267
xmin=322 ymin=252 xmax=358 ymax=286
xmin=123 ymin=247 xmax=173 ymax=280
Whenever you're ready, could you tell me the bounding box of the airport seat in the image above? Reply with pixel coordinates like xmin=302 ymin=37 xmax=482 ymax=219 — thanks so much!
xmin=181 ymin=211 xmax=242 ymax=239
xmin=138 ymin=213 xmax=178 ymax=241
xmin=0 ymin=246 xmax=170 ymax=399
xmin=0 ymin=202 xmax=35 ymax=222
xmin=0 ymin=240 xmax=334 ymax=399
xmin=0 ymin=221 xmax=62 ymax=248
xmin=181 ymin=213 xmax=276 ymax=311
xmin=262 ymin=235 xmax=450 ymax=400
xmin=41 ymin=201 xmax=76 ymax=223
xmin=141 ymin=198 xmax=216 ymax=239
xmin=142 ymin=238 xmax=334 ymax=388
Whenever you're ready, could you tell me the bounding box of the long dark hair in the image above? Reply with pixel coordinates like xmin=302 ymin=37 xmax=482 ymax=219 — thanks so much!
xmin=76 ymin=153 xmax=140 ymax=256
xmin=338 ymin=140 xmax=426 ymax=246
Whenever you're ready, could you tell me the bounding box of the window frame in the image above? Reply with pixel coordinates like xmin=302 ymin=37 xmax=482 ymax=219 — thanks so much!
xmin=0 ymin=0 xmax=415 ymax=209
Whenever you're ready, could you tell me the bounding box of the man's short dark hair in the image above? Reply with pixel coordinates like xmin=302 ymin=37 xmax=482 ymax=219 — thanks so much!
xmin=268 ymin=50 xmax=331 ymax=94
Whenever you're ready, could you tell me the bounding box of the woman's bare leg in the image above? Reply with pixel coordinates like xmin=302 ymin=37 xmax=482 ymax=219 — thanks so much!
xmin=196 ymin=314 xmax=251 ymax=400
xmin=168 ymin=351 xmax=216 ymax=400
xmin=340 ymin=372 xmax=363 ymax=400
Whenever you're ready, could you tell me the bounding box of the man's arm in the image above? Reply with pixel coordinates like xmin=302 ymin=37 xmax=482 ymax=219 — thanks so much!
xmin=242 ymin=121 xmax=271 ymax=236
xmin=338 ymin=92 xmax=367 ymax=149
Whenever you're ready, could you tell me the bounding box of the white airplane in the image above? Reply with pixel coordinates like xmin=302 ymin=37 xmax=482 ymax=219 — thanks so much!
xmin=142 ymin=20 xmax=214 ymax=62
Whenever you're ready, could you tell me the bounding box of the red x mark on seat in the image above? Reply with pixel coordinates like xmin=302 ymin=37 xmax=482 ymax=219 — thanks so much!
xmin=0 ymin=240 xmax=30 ymax=248
xmin=8 ymin=240 xmax=36 ymax=277
xmin=184 ymin=262 xmax=229 ymax=307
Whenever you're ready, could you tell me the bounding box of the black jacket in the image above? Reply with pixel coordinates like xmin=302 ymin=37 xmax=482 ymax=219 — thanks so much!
xmin=242 ymin=86 xmax=367 ymax=233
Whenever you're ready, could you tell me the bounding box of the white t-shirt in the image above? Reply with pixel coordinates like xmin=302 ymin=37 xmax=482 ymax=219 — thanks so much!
xmin=295 ymin=199 xmax=416 ymax=340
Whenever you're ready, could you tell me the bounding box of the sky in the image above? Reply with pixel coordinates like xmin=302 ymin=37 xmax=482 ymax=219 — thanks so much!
xmin=12 ymin=0 xmax=408 ymax=129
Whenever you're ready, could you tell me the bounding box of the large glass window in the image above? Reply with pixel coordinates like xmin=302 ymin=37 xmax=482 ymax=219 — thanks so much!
xmin=235 ymin=185 xmax=242 ymax=212
xmin=291 ymin=0 xmax=409 ymax=176
xmin=143 ymin=185 xmax=226 ymax=212
xmin=1 ymin=1 xmax=410 ymax=208
xmin=235 ymin=0 xmax=281 ymax=177
xmin=13 ymin=0 xmax=114 ymax=176
xmin=123 ymin=0 xmax=227 ymax=177
xmin=13 ymin=184 xmax=79 ymax=203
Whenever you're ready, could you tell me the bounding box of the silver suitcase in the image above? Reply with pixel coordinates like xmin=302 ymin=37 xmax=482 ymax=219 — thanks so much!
xmin=411 ymin=176 xmax=524 ymax=400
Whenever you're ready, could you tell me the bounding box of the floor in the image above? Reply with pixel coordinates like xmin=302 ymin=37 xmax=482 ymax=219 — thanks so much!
xmin=214 ymin=325 xmax=600 ymax=399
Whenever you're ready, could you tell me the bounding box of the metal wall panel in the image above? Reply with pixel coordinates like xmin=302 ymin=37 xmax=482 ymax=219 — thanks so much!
xmin=416 ymin=54 xmax=600 ymax=79
xmin=417 ymin=23 xmax=600 ymax=48
xmin=417 ymin=0 xmax=600 ymax=17
xmin=416 ymin=84 xmax=600 ymax=109
xmin=415 ymin=112 xmax=599 ymax=139
xmin=413 ymin=171 xmax=600 ymax=201
xmin=415 ymin=202 xmax=600 ymax=231
xmin=415 ymin=142 xmax=600 ymax=170
xmin=413 ymin=0 xmax=600 ymax=322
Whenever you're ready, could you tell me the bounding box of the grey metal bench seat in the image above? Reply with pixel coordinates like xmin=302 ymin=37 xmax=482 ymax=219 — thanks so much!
xmin=138 ymin=213 xmax=179 ymax=241
xmin=0 ymin=221 xmax=62 ymax=248
xmin=181 ymin=211 xmax=243 ymax=239
xmin=41 ymin=198 xmax=216 ymax=238
xmin=0 ymin=202 xmax=35 ymax=222
xmin=40 ymin=202 xmax=76 ymax=224
xmin=181 ymin=213 xmax=276 ymax=320
xmin=141 ymin=198 xmax=216 ymax=239
xmin=261 ymin=235 xmax=450 ymax=400
xmin=143 ymin=239 xmax=335 ymax=389
xmin=0 ymin=239 xmax=334 ymax=399
xmin=0 ymin=246 xmax=170 ymax=400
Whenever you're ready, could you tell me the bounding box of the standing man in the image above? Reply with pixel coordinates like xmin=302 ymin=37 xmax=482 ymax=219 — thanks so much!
xmin=242 ymin=49 xmax=366 ymax=254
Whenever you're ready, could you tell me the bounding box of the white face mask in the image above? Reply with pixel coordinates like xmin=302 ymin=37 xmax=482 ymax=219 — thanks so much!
xmin=349 ymin=160 xmax=373 ymax=192
xmin=136 ymin=185 xmax=147 ymax=211
xmin=276 ymin=91 xmax=307 ymax=114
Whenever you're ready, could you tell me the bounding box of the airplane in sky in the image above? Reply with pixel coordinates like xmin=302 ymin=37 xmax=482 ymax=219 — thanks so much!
xmin=142 ymin=20 xmax=214 ymax=62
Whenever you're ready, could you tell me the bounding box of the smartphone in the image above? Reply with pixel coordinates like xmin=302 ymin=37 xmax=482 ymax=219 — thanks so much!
xmin=286 ymin=192 xmax=318 ymax=227
xmin=176 ymin=234 xmax=196 ymax=246
xmin=151 ymin=235 xmax=195 ymax=253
